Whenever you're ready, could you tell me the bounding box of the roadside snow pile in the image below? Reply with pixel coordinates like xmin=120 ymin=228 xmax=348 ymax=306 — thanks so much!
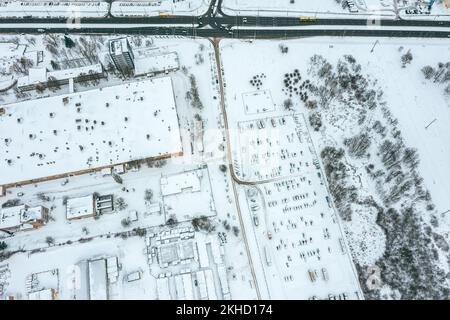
xmin=0 ymin=1 xmax=108 ymax=18
xmin=111 ymin=0 xmax=208 ymax=17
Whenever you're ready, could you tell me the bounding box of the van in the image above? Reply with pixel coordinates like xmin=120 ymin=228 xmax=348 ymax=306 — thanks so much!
xmin=253 ymin=215 xmax=259 ymax=227
xmin=308 ymin=270 xmax=317 ymax=282
xmin=322 ymin=268 xmax=329 ymax=281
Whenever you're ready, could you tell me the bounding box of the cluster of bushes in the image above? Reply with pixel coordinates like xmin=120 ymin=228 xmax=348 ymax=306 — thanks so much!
xmin=320 ymin=147 xmax=357 ymax=221
xmin=303 ymin=54 xmax=448 ymax=299
xmin=421 ymin=61 xmax=450 ymax=95
xmin=191 ymin=215 xmax=215 ymax=233
xmin=187 ymin=74 xmax=204 ymax=110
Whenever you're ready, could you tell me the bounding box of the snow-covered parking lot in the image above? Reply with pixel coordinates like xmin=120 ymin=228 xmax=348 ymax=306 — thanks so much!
xmin=221 ymin=0 xmax=397 ymax=18
xmin=220 ymin=37 xmax=450 ymax=299
xmin=111 ymin=0 xmax=209 ymax=17
xmin=0 ymin=1 xmax=109 ymax=19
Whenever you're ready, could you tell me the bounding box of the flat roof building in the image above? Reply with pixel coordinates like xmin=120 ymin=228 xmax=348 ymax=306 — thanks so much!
xmin=17 ymin=63 xmax=106 ymax=91
xmin=66 ymin=195 xmax=95 ymax=220
xmin=88 ymin=259 xmax=108 ymax=300
xmin=160 ymin=170 xmax=203 ymax=197
xmin=0 ymin=205 xmax=48 ymax=233
xmin=134 ymin=52 xmax=179 ymax=76
xmin=160 ymin=167 xmax=216 ymax=223
xmin=0 ymin=77 xmax=182 ymax=189
xmin=156 ymin=277 xmax=171 ymax=300
xmin=28 ymin=288 xmax=57 ymax=300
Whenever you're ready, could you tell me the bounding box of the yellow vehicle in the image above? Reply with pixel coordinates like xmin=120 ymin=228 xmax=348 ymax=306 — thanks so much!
xmin=159 ymin=12 xmax=170 ymax=18
xmin=299 ymin=16 xmax=319 ymax=22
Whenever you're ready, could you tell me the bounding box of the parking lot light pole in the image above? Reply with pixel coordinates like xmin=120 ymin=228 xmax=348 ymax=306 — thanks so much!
xmin=235 ymin=15 xmax=238 ymax=39
xmin=370 ymin=40 xmax=379 ymax=53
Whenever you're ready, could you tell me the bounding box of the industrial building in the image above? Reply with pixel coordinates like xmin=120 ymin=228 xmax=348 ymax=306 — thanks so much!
xmin=0 ymin=77 xmax=183 ymax=190
xmin=66 ymin=195 xmax=95 ymax=220
xmin=0 ymin=205 xmax=48 ymax=233
xmin=17 ymin=63 xmax=106 ymax=92
xmin=75 ymin=256 xmax=119 ymax=300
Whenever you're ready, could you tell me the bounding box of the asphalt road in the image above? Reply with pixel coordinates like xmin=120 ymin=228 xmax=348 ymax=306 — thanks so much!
xmin=0 ymin=0 xmax=448 ymax=38
xmin=2 ymin=26 xmax=448 ymax=39
xmin=0 ymin=15 xmax=449 ymax=28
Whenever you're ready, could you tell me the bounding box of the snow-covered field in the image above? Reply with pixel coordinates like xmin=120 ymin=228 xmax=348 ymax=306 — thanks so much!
xmin=219 ymin=37 xmax=450 ymax=299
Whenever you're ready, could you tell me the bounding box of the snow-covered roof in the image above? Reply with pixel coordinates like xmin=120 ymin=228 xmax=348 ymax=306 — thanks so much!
xmin=218 ymin=266 xmax=230 ymax=295
xmin=75 ymin=260 xmax=90 ymax=300
xmin=196 ymin=240 xmax=209 ymax=268
xmin=0 ymin=77 xmax=182 ymax=187
xmin=160 ymin=170 xmax=202 ymax=197
xmin=17 ymin=64 xmax=104 ymax=88
xmin=134 ymin=52 xmax=179 ymax=76
xmin=21 ymin=206 xmax=45 ymax=223
xmin=28 ymin=288 xmax=55 ymax=300
xmin=0 ymin=205 xmax=45 ymax=229
xmin=110 ymin=38 xmax=130 ymax=56
xmin=88 ymin=259 xmax=108 ymax=300
xmin=66 ymin=195 xmax=94 ymax=220
xmin=181 ymin=273 xmax=194 ymax=299
xmin=196 ymin=270 xmax=208 ymax=299
xmin=17 ymin=67 xmax=46 ymax=88
xmin=156 ymin=277 xmax=171 ymax=300
xmin=0 ymin=205 xmax=25 ymax=229
xmin=48 ymin=63 xmax=103 ymax=81
xmin=148 ymin=203 xmax=161 ymax=214
xmin=126 ymin=271 xmax=141 ymax=282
